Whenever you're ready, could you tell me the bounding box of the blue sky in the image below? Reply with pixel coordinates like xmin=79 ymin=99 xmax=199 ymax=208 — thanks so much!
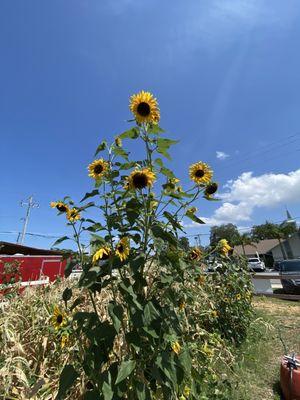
xmin=1 ymin=0 xmax=300 ymax=248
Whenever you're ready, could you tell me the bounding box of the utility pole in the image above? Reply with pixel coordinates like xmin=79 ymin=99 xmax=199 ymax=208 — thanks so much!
xmin=194 ymin=234 xmax=202 ymax=247
xmin=19 ymin=196 xmax=39 ymax=245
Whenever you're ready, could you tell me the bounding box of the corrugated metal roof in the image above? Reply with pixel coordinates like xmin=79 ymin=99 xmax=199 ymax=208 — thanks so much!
xmin=0 ymin=241 xmax=66 ymax=256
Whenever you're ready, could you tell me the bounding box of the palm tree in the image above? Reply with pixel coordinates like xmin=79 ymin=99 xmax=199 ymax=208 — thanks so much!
xmin=236 ymin=233 xmax=255 ymax=256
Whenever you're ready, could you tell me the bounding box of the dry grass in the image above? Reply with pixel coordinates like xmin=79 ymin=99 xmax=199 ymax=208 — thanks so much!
xmin=227 ymin=297 xmax=300 ymax=400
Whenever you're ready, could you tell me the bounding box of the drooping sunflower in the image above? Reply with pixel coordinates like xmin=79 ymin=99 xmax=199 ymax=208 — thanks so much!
xmin=189 ymin=162 xmax=213 ymax=185
xmin=218 ymin=238 xmax=232 ymax=256
xmin=129 ymin=91 xmax=160 ymax=124
xmin=51 ymin=306 xmax=67 ymax=330
xmin=92 ymin=246 xmax=111 ymax=263
xmin=88 ymin=159 xmax=109 ymax=180
xmin=67 ymin=208 xmax=81 ymax=222
xmin=127 ymin=168 xmax=156 ymax=190
xmin=189 ymin=247 xmax=202 ymax=261
xmin=115 ymin=237 xmax=130 ymax=262
xmin=50 ymin=201 xmax=69 ymax=213
xmin=205 ymin=182 xmax=218 ymax=197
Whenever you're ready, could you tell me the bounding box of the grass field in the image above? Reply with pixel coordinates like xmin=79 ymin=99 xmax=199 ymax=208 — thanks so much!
xmin=227 ymin=297 xmax=300 ymax=400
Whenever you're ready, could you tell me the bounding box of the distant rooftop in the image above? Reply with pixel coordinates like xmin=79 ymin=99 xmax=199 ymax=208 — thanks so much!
xmin=234 ymin=239 xmax=279 ymax=256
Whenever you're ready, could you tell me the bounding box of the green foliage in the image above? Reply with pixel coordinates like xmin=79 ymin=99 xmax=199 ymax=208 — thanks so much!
xmin=51 ymin=103 xmax=253 ymax=399
xmin=210 ymin=223 xmax=240 ymax=246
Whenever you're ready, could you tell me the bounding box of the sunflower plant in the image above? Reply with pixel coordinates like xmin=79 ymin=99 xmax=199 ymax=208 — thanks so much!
xmin=51 ymin=91 xmax=250 ymax=400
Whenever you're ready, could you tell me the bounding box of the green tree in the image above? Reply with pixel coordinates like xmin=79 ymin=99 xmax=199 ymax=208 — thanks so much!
xmin=210 ymin=223 xmax=240 ymax=247
xmin=235 ymin=233 xmax=255 ymax=256
xmin=178 ymin=236 xmax=190 ymax=252
xmin=251 ymin=221 xmax=289 ymax=259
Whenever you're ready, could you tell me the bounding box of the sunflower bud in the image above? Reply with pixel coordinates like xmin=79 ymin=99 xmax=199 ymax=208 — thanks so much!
xmin=114 ymin=136 xmax=122 ymax=147
xmin=205 ymin=182 xmax=218 ymax=196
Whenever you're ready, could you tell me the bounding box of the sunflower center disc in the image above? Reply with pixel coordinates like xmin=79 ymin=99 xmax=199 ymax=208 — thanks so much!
xmin=57 ymin=205 xmax=67 ymax=212
xmin=195 ymin=169 xmax=205 ymax=178
xmin=94 ymin=165 xmax=104 ymax=174
xmin=57 ymin=315 xmax=63 ymax=324
xmin=137 ymin=102 xmax=151 ymax=117
xmin=118 ymin=244 xmax=124 ymax=253
xmin=132 ymin=173 xmax=148 ymax=189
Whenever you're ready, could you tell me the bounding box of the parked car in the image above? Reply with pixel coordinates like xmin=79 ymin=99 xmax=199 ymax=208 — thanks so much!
xmin=278 ymin=260 xmax=300 ymax=294
xmin=247 ymin=257 xmax=266 ymax=272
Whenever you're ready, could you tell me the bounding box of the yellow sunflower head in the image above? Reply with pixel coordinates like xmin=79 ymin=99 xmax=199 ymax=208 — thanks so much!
xmin=67 ymin=208 xmax=81 ymax=222
xmin=218 ymin=238 xmax=232 ymax=255
xmin=88 ymin=159 xmax=109 ymax=180
xmin=129 ymin=91 xmax=160 ymax=124
xmin=189 ymin=162 xmax=213 ymax=185
xmin=236 ymin=294 xmax=241 ymax=301
xmin=171 ymin=341 xmax=181 ymax=355
xmin=115 ymin=237 xmax=130 ymax=262
xmin=92 ymin=246 xmax=111 ymax=263
xmin=127 ymin=168 xmax=156 ymax=190
xmin=51 ymin=306 xmax=67 ymax=330
xmin=189 ymin=247 xmax=202 ymax=261
xmin=50 ymin=201 xmax=69 ymax=213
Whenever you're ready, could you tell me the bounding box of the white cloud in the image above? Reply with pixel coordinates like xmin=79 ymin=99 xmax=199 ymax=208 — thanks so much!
xmin=216 ymin=151 xmax=229 ymax=160
xmin=206 ymin=169 xmax=300 ymax=225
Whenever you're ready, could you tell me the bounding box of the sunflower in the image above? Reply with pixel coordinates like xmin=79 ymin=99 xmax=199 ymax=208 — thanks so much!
xmin=187 ymin=206 xmax=197 ymax=214
xmin=115 ymin=237 xmax=130 ymax=262
xmin=51 ymin=306 xmax=67 ymax=330
xmin=129 ymin=91 xmax=160 ymax=124
xmin=88 ymin=159 xmax=109 ymax=180
xmin=92 ymin=246 xmax=111 ymax=263
xmin=205 ymin=182 xmax=218 ymax=197
xmin=211 ymin=310 xmax=218 ymax=319
xmin=218 ymin=238 xmax=232 ymax=256
xmin=127 ymin=168 xmax=156 ymax=190
xmin=189 ymin=162 xmax=213 ymax=185
xmin=236 ymin=294 xmax=241 ymax=301
xmin=197 ymin=275 xmax=206 ymax=285
xmin=189 ymin=247 xmax=202 ymax=261
xmin=171 ymin=341 xmax=181 ymax=355
xmin=114 ymin=136 xmax=122 ymax=147
xmin=50 ymin=201 xmax=69 ymax=213
xmin=67 ymin=208 xmax=81 ymax=222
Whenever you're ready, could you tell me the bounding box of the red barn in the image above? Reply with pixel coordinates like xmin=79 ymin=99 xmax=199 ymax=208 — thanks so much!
xmin=0 ymin=241 xmax=69 ymax=286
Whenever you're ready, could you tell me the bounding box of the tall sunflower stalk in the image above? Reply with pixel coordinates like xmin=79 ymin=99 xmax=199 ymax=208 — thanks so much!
xmin=51 ymin=91 xmax=223 ymax=400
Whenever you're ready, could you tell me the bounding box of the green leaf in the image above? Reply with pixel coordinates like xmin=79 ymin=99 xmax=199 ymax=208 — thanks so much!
xmin=126 ymin=198 xmax=142 ymax=225
xmin=154 ymin=158 xmax=164 ymax=167
xmin=118 ymin=161 xmax=137 ymax=170
xmin=147 ymin=125 xmax=165 ymax=134
xmin=55 ymin=365 xmax=79 ymax=400
xmin=70 ymin=296 xmax=84 ymax=311
xmin=108 ymin=302 xmax=124 ymax=334
xmin=102 ymin=381 xmax=114 ymax=400
xmin=64 ymin=258 xmax=78 ymax=278
xmin=185 ymin=211 xmax=205 ymax=224
xmin=113 ymin=147 xmax=129 ymax=160
xmin=115 ymin=360 xmax=136 ymax=385
xmin=160 ymin=167 xmax=175 ymax=179
xmin=62 ymin=288 xmax=72 ymax=305
xmin=157 ymin=138 xmax=179 ymax=160
xmin=52 ymin=236 xmax=70 ymax=247
xmin=80 ymin=189 xmax=99 ymax=203
xmin=163 ymin=211 xmax=184 ymax=232
xmin=119 ymin=127 xmax=139 ymax=140
xmin=94 ymin=141 xmax=107 ymax=156
xmin=143 ymin=301 xmax=160 ymax=325
xmin=151 ymin=225 xmax=178 ymax=246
